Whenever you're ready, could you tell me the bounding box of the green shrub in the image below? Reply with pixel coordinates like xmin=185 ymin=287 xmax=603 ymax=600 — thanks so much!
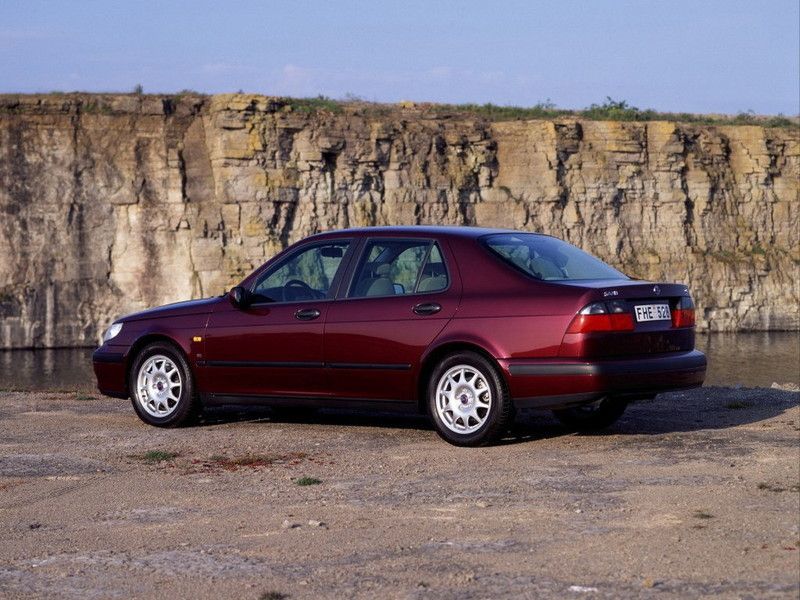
xmin=285 ymin=95 xmax=342 ymax=114
xmin=132 ymin=450 xmax=179 ymax=463
xmin=295 ymin=476 xmax=322 ymax=486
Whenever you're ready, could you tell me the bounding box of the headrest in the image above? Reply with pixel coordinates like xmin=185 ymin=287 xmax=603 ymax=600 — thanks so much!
xmin=375 ymin=263 xmax=391 ymax=276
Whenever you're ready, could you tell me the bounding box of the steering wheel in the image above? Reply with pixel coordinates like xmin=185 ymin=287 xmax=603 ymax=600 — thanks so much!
xmin=283 ymin=279 xmax=317 ymax=301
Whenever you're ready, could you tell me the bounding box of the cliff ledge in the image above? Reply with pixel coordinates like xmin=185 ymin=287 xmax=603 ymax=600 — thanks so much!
xmin=1 ymin=93 xmax=797 ymax=348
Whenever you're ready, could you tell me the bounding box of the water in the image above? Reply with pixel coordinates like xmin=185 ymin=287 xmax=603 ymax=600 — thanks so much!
xmin=0 ymin=333 xmax=797 ymax=392
xmin=0 ymin=348 xmax=96 ymax=391
xmin=695 ymin=332 xmax=799 ymax=387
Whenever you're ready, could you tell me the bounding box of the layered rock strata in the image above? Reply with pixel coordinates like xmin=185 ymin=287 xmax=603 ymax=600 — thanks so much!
xmin=0 ymin=94 xmax=797 ymax=347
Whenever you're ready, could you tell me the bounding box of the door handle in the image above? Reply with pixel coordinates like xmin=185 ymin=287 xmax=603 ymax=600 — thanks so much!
xmin=295 ymin=308 xmax=321 ymax=321
xmin=413 ymin=302 xmax=442 ymax=316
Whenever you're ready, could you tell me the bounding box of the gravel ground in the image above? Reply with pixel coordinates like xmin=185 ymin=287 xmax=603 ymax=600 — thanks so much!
xmin=0 ymin=386 xmax=798 ymax=599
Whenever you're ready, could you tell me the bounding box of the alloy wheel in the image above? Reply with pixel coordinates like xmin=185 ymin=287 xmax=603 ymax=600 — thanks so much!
xmin=435 ymin=364 xmax=493 ymax=434
xmin=135 ymin=354 xmax=183 ymax=418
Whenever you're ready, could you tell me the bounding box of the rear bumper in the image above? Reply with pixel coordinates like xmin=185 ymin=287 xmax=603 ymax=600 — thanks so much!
xmin=92 ymin=347 xmax=129 ymax=399
xmin=502 ymin=350 xmax=706 ymax=409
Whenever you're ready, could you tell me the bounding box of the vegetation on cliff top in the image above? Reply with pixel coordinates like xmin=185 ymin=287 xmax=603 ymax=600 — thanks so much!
xmin=284 ymin=95 xmax=797 ymax=128
xmin=1 ymin=92 xmax=796 ymax=128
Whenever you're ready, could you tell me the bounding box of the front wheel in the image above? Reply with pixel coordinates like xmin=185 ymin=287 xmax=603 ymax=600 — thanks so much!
xmin=427 ymin=351 xmax=514 ymax=446
xmin=552 ymin=397 xmax=627 ymax=432
xmin=129 ymin=342 xmax=198 ymax=427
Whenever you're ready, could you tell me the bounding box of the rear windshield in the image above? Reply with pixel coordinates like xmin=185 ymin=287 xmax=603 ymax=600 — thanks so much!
xmin=483 ymin=233 xmax=627 ymax=281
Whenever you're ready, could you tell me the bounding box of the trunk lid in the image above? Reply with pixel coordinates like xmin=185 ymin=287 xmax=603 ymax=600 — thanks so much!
xmin=558 ymin=278 xmax=696 ymax=358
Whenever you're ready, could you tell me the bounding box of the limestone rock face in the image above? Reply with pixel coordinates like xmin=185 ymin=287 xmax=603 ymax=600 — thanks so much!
xmin=0 ymin=94 xmax=797 ymax=348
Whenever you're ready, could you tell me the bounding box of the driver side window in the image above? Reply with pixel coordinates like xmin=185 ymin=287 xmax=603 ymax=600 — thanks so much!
xmin=252 ymin=241 xmax=350 ymax=303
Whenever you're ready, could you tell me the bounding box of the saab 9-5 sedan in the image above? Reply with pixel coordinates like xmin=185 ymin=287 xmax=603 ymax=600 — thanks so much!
xmin=93 ymin=226 xmax=706 ymax=445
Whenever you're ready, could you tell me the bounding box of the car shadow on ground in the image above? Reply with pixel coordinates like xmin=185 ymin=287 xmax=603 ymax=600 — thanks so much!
xmin=199 ymin=405 xmax=433 ymax=431
xmin=505 ymin=386 xmax=800 ymax=444
xmin=196 ymin=386 xmax=799 ymax=446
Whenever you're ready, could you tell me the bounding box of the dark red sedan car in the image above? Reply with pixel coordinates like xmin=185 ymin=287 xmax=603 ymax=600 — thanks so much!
xmin=93 ymin=226 xmax=706 ymax=445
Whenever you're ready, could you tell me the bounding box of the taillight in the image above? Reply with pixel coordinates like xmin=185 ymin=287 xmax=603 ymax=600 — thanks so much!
xmin=672 ymin=296 xmax=696 ymax=328
xmin=567 ymin=301 xmax=634 ymax=333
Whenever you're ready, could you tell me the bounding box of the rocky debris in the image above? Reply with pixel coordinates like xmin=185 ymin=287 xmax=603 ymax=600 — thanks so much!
xmin=0 ymin=454 xmax=108 ymax=477
xmin=0 ymin=386 xmax=798 ymax=598
xmin=771 ymin=382 xmax=800 ymax=392
xmin=307 ymin=519 xmax=327 ymax=529
xmin=0 ymin=93 xmax=797 ymax=348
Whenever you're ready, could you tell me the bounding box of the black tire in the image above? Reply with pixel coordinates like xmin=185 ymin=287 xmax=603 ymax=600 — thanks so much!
xmin=427 ymin=351 xmax=514 ymax=446
xmin=128 ymin=342 xmax=199 ymax=427
xmin=552 ymin=398 xmax=627 ymax=432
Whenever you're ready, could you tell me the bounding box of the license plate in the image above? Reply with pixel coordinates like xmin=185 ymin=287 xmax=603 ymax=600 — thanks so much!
xmin=634 ymin=303 xmax=671 ymax=322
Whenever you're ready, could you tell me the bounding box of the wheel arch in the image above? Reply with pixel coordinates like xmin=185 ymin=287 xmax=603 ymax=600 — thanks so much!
xmin=124 ymin=333 xmax=192 ymax=392
xmin=416 ymin=340 xmax=506 ymax=414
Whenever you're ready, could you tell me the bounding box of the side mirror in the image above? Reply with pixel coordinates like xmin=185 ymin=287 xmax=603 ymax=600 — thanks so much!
xmin=229 ymin=286 xmax=252 ymax=309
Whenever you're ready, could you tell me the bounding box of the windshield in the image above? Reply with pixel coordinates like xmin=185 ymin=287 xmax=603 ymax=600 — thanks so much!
xmin=483 ymin=234 xmax=627 ymax=281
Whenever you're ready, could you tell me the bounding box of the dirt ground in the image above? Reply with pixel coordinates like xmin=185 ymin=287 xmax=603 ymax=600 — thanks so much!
xmin=0 ymin=386 xmax=798 ymax=599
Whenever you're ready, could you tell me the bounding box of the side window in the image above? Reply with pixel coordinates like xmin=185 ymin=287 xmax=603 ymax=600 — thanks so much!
xmin=252 ymin=241 xmax=350 ymax=302
xmin=349 ymin=239 xmax=449 ymax=298
xmin=417 ymin=244 xmax=448 ymax=293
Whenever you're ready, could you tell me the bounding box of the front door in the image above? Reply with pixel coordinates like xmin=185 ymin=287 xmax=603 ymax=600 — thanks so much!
xmin=324 ymin=238 xmax=461 ymax=403
xmin=202 ymin=239 xmax=353 ymax=400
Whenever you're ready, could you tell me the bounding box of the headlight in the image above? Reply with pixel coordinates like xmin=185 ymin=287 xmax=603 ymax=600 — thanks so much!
xmin=103 ymin=322 xmax=123 ymax=343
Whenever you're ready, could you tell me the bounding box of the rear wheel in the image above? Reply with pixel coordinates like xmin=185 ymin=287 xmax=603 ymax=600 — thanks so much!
xmin=552 ymin=397 xmax=627 ymax=432
xmin=427 ymin=351 xmax=514 ymax=446
xmin=129 ymin=342 xmax=198 ymax=427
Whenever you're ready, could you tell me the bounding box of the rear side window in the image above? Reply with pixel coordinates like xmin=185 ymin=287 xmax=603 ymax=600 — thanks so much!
xmin=484 ymin=234 xmax=626 ymax=281
xmin=349 ymin=240 xmax=449 ymax=298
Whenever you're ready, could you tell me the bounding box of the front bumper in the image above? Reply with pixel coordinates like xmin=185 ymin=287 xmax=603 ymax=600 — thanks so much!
xmin=92 ymin=346 xmax=129 ymax=398
xmin=502 ymin=350 xmax=707 ymax=409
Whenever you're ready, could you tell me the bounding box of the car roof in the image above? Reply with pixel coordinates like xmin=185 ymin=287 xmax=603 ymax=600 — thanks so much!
xmin=305 ymin=225 xmax=536 ymax=241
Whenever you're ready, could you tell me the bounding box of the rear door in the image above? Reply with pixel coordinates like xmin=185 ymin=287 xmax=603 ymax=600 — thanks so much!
xmin=324 ymin=237 xmax=462 ymax=403
xmin=201 ymin=239 xmax=354 ymax=400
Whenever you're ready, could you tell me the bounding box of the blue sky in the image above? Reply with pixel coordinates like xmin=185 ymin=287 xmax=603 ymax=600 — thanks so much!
xmin=1 ymin=0 xmax=798 ymax=115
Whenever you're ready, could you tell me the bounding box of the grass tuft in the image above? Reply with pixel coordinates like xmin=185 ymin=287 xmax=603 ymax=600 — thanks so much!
xmin=429 ymin=100 xmax=567 ymax=121
xmin=762 ymin=115 xmax=796 ymax=128
xmin=260 ymin=592 xmax=289 ymax=600
xmin=692 ymin=510 xmax=714 ymax=520
xmin=213 ymin=454 xmax=276 ymax=468
xmin=132 ymin=450 xmax=179 ymax=463
xmin=295 ymin=476 xmax=322 ymax=486
xmin=284 ymin=95 xmax=342 ymax=114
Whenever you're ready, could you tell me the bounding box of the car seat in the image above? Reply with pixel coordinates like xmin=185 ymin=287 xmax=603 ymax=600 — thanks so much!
xmin=355 ymin=263 xmax=395 ymax=297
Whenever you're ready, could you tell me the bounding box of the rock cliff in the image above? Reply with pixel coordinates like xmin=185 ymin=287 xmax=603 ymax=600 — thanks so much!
xmin=0 ymin=93 xmax=797 ymax=348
